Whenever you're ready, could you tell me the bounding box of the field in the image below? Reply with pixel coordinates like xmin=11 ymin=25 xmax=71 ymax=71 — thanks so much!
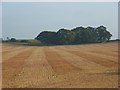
xmin=2 ymin=42 xmax=118 ymax=88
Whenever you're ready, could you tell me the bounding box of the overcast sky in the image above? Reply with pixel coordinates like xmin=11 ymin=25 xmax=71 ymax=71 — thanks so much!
xmin=2 ymin=2 xmax=118 ymax=39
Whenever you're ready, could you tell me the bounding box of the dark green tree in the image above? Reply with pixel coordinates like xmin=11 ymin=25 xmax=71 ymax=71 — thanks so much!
xmin=35 ymin=31 xmax=56 ymax=44
xmin=85 ymin=27 xmax=98 ymax=43
xmin=96 ymin=26 xmax=112 ymax=42
xmin=10 ymin=38 xmax=16 ymax=42
xmin=55 ymin=29 xmax=75 ymax=45
xmin=71 ymin=27 xmax=84 ymax=44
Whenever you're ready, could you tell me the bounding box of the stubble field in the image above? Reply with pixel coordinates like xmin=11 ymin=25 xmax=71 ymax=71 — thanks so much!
xmin=2 ymin=42 xmax=118 ymax=88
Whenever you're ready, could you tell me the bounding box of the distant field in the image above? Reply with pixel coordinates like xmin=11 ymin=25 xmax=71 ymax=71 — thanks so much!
xmin=2 ymin=42 xmax=118 ymax=88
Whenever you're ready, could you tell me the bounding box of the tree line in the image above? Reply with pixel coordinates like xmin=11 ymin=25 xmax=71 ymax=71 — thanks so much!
xmin=35 ymin=26 xmax=112 ymax=45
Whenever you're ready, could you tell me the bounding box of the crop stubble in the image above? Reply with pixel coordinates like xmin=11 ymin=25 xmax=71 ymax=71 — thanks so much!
xmin=2 ymin=42 xmax=118 ymax=88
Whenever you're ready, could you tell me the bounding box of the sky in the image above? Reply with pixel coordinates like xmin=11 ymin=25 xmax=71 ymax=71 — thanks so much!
xmin=2 ymin=2 xmax=118 ymax=39
xmin=1 ymin=0 xmax=119 ymax=2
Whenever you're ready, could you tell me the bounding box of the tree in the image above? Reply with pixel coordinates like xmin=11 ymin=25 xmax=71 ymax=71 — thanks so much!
xmin=35 ymin=31 xmax=56 ymax=44
xmin=105 ymin=31 xmax=112 ymax=41
xmin=55 ymin=29 xmax=75 ymax=45
xmin=72 ymin=27 xmax=98 ymax=44
xmin=85 ymin=27 xmax=98 ymax=43
xmin=6 ymin=37 xmax=10 ymax=41
xmin=71 ymin=27 xmax=84 ymax=44
xmin=96 ymin=26 xmax=112 ymax=42
xmin=10 ymin=38 xmax=16 ymax=42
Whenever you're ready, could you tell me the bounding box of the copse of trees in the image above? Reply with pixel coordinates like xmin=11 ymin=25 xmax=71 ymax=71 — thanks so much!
xmin=35 ymin=26 xmax=112 ymax=45
xmin=4 ymin=37 xmax=17 ymax=42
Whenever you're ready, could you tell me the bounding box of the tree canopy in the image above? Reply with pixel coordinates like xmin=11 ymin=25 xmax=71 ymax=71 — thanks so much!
xmin=35 ymin=31 xmax=56 ymax=44
xmin=35 ymin=26 xmax=112 ymax=45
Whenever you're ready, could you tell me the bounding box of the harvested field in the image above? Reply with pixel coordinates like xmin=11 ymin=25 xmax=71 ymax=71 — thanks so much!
xmin=2 ymin=42 xmax=118 ymax=88
xmin=0 ymin=43 xmax=2 ymax=89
